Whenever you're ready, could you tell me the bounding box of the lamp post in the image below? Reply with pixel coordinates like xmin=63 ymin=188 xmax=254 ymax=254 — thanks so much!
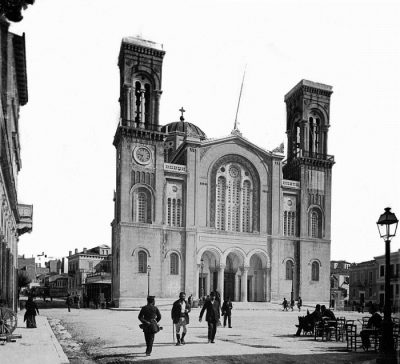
xmin=147 ymin=265 xmax=151 ymax=297
xmin=376 ymin=207 xmax=398 ymax=363
xmin=290 ymin=263 xmax=294 ymax=304
xmin=200 ymin=258 xmax=204 ymax=302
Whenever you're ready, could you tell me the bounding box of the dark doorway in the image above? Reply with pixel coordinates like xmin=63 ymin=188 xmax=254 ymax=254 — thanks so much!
xmin=198 ymin=276 xmax=206 ymax=298
xmin=224 ymin=273 xmax=235 ymax=300
xmin=247 ymin=277 xmax=252 ymax=302
xmin=212 ymin=271 xmax=218 ymax=293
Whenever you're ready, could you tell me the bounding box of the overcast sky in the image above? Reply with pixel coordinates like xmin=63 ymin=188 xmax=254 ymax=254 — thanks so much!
xmin=12 ymin=0 xmax=400 ymax=263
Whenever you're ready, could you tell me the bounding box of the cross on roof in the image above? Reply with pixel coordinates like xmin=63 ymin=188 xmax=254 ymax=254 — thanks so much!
xmin=179 ymin=107 xmax=185 ymax=121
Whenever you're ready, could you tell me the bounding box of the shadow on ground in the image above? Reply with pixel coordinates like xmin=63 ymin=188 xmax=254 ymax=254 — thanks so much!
xmin=96 ymin=352 xmax=379 ymax=364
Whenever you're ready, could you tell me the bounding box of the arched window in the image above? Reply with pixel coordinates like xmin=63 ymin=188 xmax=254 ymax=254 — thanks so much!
xmin=286 ymin=260 xmax=294 ymax=280
xmin=165 ymin=183 xmax=183 ymax=227
xmin=132 ymin=188 xmax=152 ymax=223
xmin=293 ymin=121 xmax=301 ymax=156
xmin=310 ymin=210 xmax=320 ymax=238
xmin=133 ymin=80 xmax=152 ymax=124
xmin=215 ymin=163 xmax=253 ymax=232
xmin=283 ymin=211 xmax=296 ymax=236
xmin=312 ymin=261 xmax=319 ymax=281
xmin=170 ymin=253 xmax=179 ymax=275
xmin=138 ymin=251 xmax=147 ymax=273
xmin=309 ymin=117 xmax=314 ymax=154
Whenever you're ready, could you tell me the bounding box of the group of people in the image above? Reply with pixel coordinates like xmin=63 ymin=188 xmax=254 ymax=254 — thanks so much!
xmin=282 ymin=296 xmax=302 ymax=311
xmin=138 ymin=292 xmax=233 ymax=356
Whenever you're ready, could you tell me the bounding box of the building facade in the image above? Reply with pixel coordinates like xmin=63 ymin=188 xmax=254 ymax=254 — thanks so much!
xmin=0 ymin=18 xmax=33 ymax=311
xmin=330 ymin=260 xmax=350 ymax=309
xmin=67 ymin=245 xmax=111 ymax=297
xmin=111 ymin=37 xmax=335 ymax=307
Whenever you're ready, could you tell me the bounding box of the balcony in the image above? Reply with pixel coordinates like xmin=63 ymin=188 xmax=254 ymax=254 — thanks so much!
xmin=164 ymin=163 xmax=187 ymax=174
xmin=282 ymin=179 xmax=300 ymax=189
xmin=295 ymin=150 xmax=334 ymax=162
xmin=17 ymin=203 xmax=33 ymax=235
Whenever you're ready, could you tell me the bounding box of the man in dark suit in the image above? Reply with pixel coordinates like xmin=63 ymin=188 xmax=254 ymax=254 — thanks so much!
xmin=221 ymin=297 xmax=233 ymax=328
xmin=138 ymin=296 xmax=162 ymax=356
xmin=199 ymin=291 xmax=221 ymax=343
xmin=171 ymin=292 xmax=191 ymax=345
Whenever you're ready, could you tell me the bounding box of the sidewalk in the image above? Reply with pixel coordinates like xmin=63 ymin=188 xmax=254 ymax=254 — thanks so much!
xmin=1 ymin=312 xmax=69 ymax=364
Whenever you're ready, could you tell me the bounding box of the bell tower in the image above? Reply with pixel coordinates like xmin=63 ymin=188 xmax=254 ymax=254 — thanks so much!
xmin=283 ymin=80 xmax=335 ymax=303
xmin=112 ymin=37 xmax=166 ymax=306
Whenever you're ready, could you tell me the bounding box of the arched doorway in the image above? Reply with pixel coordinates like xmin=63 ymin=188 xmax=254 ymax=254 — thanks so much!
xmin=223 ymin=251 xmax=245 ymax=301
xmin=246 ymin=250 xmax=270 ymax=302
xmin=198 ymin=250 xmax=221 ymax=299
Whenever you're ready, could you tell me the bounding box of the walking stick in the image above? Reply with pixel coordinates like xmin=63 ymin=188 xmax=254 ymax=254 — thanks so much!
xmin=172 ymin=321 xmax=175 ymax=344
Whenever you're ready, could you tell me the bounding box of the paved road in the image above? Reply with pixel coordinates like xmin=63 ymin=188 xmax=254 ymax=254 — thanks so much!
xmin=43 ymin=303 xmax=380 ymax=363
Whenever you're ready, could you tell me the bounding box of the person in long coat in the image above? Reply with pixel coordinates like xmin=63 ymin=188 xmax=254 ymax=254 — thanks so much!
xmin=199 ymin=291 xmax=221 ymax=343
xmin=138 ymin=296 xmax=162 ymax=356
xmin=24 ymin=296 xmax=39 ymax=328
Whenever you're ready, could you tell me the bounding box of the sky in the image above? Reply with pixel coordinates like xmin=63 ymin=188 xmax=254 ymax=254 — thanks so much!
xmin=11 ymin=0 xmax=400 ymax=263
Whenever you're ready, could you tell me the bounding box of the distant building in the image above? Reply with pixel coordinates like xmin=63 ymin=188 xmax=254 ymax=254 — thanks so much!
xmin=35 ymin=251 xmax=55 ymax=268
xmin=46 ymin=273 xmax=69 ymax=298
xmin=18 ymin=255 xmax=36 ymax=283
xmin=0 ymin=18 xmax=33 ymax=311
xmin=67 ymin=245 xmax=111 ymax=297
xmin=330 ymin=260 xmax=350 ymax=309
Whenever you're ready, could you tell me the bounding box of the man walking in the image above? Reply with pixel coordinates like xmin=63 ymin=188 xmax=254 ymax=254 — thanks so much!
xmin=199 ymin=291 xmax=220 ymax=343
xmin=297 ymin=296 xmax=302 ymax=312
xmin=221 ymin=297 xmax=233 ymax=328
xmin=66 ymin=294 xmax=73 ymax=312
xmin=138 ymin=296 xmax=162 ymax=356
xmin=171 ymin=292 xmax=191 ymax=345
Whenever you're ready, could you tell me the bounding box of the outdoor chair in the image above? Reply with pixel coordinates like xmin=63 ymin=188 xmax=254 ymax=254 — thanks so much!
xmin=314 ymin=320 xmax=330 ymax=341
xmin=345 ymin=323 xmax=357 ymax=351
xmin=393 ymin=322 xmax=399 ymax=350
xmin=361 ymin=317 xmax=370 ymax=329
xmin=336 ymin=317 xmax=346 ymax=341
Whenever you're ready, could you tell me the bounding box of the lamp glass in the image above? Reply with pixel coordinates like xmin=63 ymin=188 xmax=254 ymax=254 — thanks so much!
xmin=147 ymin=265 xmax=151 ymax=272
xmin=377 ymin=207 xmax=398 ymax=240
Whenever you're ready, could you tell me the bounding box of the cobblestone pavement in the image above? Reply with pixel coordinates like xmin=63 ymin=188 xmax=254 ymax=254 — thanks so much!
xmin=43 ymin=304 xmax=382 ymax=363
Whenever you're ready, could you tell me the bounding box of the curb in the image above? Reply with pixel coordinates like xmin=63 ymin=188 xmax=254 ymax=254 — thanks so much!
xmin=43 ymin=317 xmax=70 ymax=364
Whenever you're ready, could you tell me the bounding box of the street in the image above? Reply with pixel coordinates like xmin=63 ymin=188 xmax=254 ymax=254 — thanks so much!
xmin=42 ymin=302 xmax=380 ymax=363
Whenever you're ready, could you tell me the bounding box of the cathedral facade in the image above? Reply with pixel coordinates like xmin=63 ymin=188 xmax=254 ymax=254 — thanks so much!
xmin=111 ymin=37 xmax=335 ymax=307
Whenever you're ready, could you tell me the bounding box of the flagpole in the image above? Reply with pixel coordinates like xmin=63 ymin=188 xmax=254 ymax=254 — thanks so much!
xmin=234 ymin=65 xmax=247 ymax=131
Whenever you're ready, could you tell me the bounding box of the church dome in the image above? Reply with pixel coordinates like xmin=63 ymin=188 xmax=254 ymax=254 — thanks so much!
xmin=161 ymin=120 xmax=207 ymax=139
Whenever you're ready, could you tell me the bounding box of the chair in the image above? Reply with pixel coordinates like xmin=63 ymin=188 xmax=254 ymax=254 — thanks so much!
xmin=361 ymin=316 xmax=370 ymax=329
xmin=314 ymin=320 xmax=329 ymax=341
xmin=345 ymin=323 xmax=357 ymax=351
xmin=393 ymin=322 xmax=400 ymax=350
xmin=336 ymin=317 xmax=346 ymax=341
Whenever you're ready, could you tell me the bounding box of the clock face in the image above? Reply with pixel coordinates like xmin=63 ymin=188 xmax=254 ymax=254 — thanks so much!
xmin=134 ymin=146 xmax=151 ymax=164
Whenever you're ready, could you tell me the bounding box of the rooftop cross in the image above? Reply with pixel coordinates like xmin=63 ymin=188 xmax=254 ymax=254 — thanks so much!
xmin=179 ymin=107 xmax=186 ymax=121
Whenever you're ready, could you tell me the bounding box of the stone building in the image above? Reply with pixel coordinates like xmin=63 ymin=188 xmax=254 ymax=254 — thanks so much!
xmin=330 ymin=260 xmax=350 ymax=309
xmin=67 ymin=245 xmax=111 ymax=297
xmin=0 ymin=18 xmax=33 ymax=311
xmin=111 ymin=37 xmax=335 ymax=307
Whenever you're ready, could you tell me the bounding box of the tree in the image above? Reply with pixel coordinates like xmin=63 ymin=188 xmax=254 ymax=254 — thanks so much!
xmin=0 ymin=0 xmax=34 ymax=22
xmin=17 ymin=270 xmax=31 ymax=293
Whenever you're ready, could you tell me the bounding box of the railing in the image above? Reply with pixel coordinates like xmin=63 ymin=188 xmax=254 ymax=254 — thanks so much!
xmin=282 ymin=179 xmax=300 ymax=188
xmin=295 ymin=150 xmax=334 ymax=162
xmin=164 ymin=163 xmax=187 ymax=173
xmin=119 ymin=119 xmax=164 ymax=132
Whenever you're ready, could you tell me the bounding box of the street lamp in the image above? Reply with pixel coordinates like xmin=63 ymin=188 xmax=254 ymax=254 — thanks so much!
xmin=376 ymin=207 xmax=398 ymax=363
xmin=200 ymin=258 xmax=205 ymax=302
xmin=147 ymin=265 xmax=151 ymax=297
xmin=290 ymin=262 xmax=295 ymax=304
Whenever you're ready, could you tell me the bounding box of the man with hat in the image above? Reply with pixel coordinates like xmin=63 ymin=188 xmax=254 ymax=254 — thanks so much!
xmin=171 ymin=292 xmax=191 ymax=345
xmin=199 ymin=291 xmax=221 ymax=343
xmin=138 ymin=296 xmax=162 ymax=356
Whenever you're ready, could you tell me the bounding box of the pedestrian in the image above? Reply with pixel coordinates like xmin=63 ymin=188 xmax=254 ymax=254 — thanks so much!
xmin=138 ymin=296 xmax=162 ymax=356
xmin=188 ymin=294 xmax=193 ymax=307
xmin=24 ymin=296 xmax=39 ymax=328
xmin=74 ymin=295 xmax=80 ymax=309
xmin=66 ymin=294 xmax=73 ymax=312
xmin=171 ymin=292 xmax=191 ymax=345
xmin=199 ymin=291 xmax=221 ymax=343
xmin=282 ymin=297 xmax=288 ymax=311
xmin=290 ymin=298 xmax=295 ymax=311
xmin=297 ymin=296 xmax=302 ymax=312
xmin=221 ymin=297 xmax=233 ymax=328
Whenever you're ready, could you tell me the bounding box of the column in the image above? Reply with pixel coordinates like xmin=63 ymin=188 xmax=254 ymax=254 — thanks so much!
xmin=265 ymin=268 xmax=271 ymax=302
xmin=218 ymin=264 xmax=225 ymax=301
xmin=196 ymin=264 xmax=200 ymax=299
xmin=241 ymin=266 xmax=249 ymax=302
xmin=263 ymin=269 xmax=267 ymax=302
xmin=234 ymin=271 xmax=240 ymax=302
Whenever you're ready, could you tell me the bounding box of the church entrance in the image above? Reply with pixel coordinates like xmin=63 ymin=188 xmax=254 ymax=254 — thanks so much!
xmin=224 ymin=273 xmax=235 ymax=300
